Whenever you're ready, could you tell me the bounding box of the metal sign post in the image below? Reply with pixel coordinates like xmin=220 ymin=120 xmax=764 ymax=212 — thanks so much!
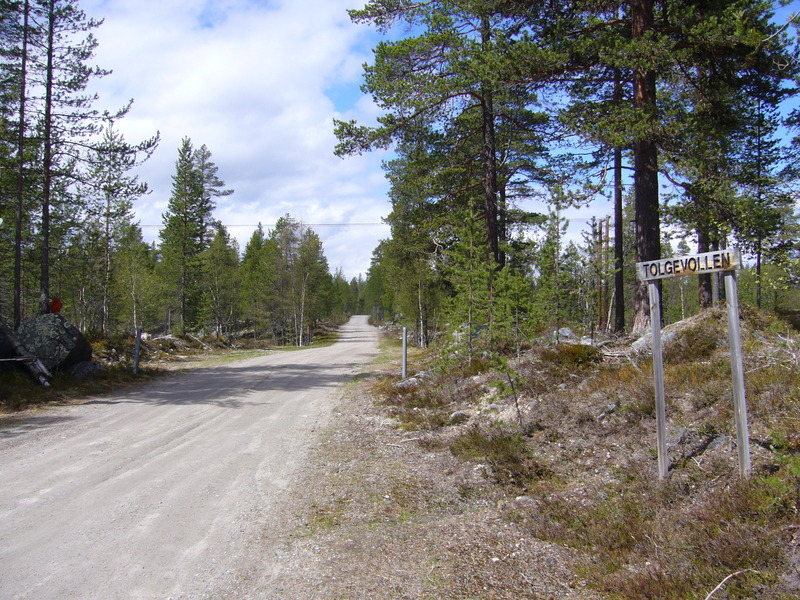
xmin=636 ymin=249 xmax=751 ymax=480
xmin=724 ymin=271 xmax=751 ymax=478
xmin=402 ymin=326 xmax=408 ymax=379
xmin=648 ymin=281 xmax=669 ymax=479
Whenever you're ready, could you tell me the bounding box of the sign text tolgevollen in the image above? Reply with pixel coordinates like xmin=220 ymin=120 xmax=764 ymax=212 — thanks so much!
xmin=636 ymin=246 xmax=750 ymax=479
xmin=637 ymin=249 xmax=741 ymax=282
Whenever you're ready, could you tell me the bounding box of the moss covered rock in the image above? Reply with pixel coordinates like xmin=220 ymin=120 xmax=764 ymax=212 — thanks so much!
xmin=17 ymin=314 xmax=92 ymax=372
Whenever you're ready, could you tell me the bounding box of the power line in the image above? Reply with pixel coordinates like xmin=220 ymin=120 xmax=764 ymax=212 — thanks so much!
xmin=138 ymin=222 xmax=390 ymax=228
xmin=138 ymin=217 xmax=609 ymax=230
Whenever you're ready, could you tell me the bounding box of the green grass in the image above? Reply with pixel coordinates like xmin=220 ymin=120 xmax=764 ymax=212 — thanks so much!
xmin=0 ymin=364 xmax=167 ymax=412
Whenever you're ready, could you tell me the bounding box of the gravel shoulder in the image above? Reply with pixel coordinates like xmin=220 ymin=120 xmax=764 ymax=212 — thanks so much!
xmin=251 ymin=366 xmax=601 ymax=600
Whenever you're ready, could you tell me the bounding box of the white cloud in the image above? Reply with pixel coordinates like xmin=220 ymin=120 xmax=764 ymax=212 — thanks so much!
xmin=82 ymin=0 xmax=390 ymax=279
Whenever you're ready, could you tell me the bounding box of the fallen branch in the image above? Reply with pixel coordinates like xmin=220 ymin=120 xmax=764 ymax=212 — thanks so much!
xmin=704 ymin=569 xmax=757 ymax=600
xmin=187 ymin=333 xmax=212 ymax=351
xmin=387 ymin=438 xmax=423 ymax=448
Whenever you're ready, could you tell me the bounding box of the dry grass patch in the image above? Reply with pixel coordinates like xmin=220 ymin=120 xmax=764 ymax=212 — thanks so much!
xmin=358 ymin=309 xmax=800 ymax=599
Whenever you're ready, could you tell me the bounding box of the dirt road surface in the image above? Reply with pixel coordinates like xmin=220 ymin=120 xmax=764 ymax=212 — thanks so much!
xmin=0 ymin=316 xmax=378 ymax=600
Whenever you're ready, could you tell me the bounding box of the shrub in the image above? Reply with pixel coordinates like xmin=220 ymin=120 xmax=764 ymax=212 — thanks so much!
xmin=540 ymin=343 xmax=603 ymax=367
xmin=449 ymin=425 xmax=552 ymax=491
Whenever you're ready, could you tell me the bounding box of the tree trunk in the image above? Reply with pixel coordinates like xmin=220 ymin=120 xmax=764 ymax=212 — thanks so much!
xmin=417 ymin=279 xmax=428 ymax=349
xmin=697 ymin=225 xmax=712 ymax=308
xmin=480 ymin=17 xmax=500 ymax=268
xmin=716 ymin=239 xmax=726 ymax=303
xmin=614 ymin=145 xmax=625 ymax=332
xmin=40 ymin=0 xmax=56 ymax=315
xmin=14 ymin=0 xmax=30 ymax=330
xmin=102 ymin=195 xmax=112 ymax=334
xmin=631 ymin=0 xmax=660 ymax=334
xmin=755 ymin=244 xmax=762 ymax=309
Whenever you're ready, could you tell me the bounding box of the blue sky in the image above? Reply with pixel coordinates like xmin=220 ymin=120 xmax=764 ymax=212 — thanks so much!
xmin=82 ymin=0 xmax=392 ymax=280
xmin=81 ymin=0 xmax=799 ymax=279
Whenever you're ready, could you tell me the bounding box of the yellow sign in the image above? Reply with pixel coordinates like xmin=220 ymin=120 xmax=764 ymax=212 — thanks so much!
xmin=636 ymin=250 xmax=741 ymax=281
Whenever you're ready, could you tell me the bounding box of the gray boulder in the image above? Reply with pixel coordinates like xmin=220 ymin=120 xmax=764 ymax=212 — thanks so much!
xmin=17 ymin=314 xmax=92 ymax=372
xmin=554 ymin=327 xmax=579 ymax=342
xmin=68 ymin=360 xmax=106 ymax=380
xmin=631 ymin=328 xmax=678 ymax=353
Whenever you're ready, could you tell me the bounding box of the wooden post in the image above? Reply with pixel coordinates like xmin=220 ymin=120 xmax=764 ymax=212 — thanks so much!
xmin=724 ymin=272 xmax=751 ymax=478
xmin=648 ymin=281 xmax=669 ymax=480
xmin=133 ymin=327 xmax=142 ymax=375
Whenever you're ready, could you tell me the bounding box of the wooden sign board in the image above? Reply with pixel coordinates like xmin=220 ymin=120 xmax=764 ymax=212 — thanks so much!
xmin=637 ymin=250 xmax=741 ymax=282
xmin=635 ymin=249 xmax=750 ymax=480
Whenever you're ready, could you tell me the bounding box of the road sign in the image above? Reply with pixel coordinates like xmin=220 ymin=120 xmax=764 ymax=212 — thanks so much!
xmin=637 ymin=249 xmax=741 ymax=282
xmin=635 ymin=249 xmax=750 ymax=480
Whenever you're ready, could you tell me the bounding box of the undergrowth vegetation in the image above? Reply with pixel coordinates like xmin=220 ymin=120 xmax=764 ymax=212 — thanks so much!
xmin=371 ymin=307 xmax=800 ymax=599
xmin=0 ymin=364 xmax=165 ymax=411
xmin=0 ymin=327 xmax=338 ymax=412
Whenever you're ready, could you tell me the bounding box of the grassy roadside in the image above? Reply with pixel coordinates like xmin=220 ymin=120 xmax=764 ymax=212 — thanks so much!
xmin=284 ymin=309 xmax=799 ymax=599
xmin=0 ymin=328 xmax=340 ymax=413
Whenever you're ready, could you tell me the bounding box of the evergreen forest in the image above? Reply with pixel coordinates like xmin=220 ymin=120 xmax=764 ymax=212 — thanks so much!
xmin=0 ymin=0 xmax=362 ymax=345
xmin=1 ymin=0 xmax=799 ymax=353
xmin=341 ymin=0 xmax=800 ymax=356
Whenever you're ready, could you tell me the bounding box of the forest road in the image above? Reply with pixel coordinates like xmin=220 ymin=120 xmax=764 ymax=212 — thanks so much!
xmin=0 ymin=315 xmax=379 ymax=600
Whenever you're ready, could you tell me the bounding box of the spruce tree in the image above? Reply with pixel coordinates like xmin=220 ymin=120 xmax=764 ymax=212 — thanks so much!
xmin=200 ymin=223 xmax=240 ymax=336
xmin=239 ymin=223 xmax=278 ymax=338
xmin=158 ymin=137 xmax=204 ymax=332
xmin=440 ymin=203 xmax=493 ymax=367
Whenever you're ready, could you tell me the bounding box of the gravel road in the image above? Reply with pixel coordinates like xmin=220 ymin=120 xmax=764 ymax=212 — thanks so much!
xmin=0 ymin=316 xmax=378 ymax=600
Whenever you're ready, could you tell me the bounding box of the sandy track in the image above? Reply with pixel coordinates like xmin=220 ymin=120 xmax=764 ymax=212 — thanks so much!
xmin=0 ymin=316 xmax=378 ymax=600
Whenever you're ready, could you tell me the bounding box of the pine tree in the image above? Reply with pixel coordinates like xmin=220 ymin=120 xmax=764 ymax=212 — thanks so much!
xmin=379 ymin=125 xmax=447 ymax=347
xmin=269 ymin=215 xmax=300 ymax=344
xmin=337 ymin=1 xmax=552 ymax=270
xmin=1 ymin=0 xmax=156 ymax=326
xmin=34 ymin=0 xmax=123 ymax=315
xmin=0 ymin=0 xmax=34 ymax=328
xmin=193 ymin=143 xmax=232 ymax=248
xmin=264 ymin=217 xmax=331 ymax=345
xmin=74 ymin=123 xmax=156 ymax=333
xmin=294 ymin=227 xmax=331 ymax=345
